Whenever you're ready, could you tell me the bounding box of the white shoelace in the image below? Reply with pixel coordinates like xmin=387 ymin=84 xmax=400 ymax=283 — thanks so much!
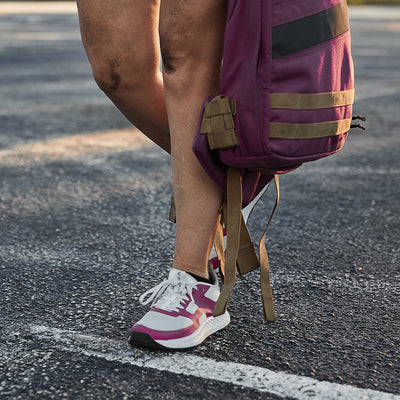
xmin=139 ymin=272 xmax=197 ymax=312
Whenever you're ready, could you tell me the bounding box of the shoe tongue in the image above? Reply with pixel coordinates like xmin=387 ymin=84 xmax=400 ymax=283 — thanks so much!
xmin=168 ymin=268 xmax=197 ymax=285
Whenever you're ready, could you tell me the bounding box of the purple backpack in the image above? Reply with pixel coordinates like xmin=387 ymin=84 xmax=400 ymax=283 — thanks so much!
xmin=192 ymin=0 xmax=364 ymax=321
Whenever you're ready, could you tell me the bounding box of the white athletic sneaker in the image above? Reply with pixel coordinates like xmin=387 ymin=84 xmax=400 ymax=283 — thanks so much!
xmin=129 ymin=268 xmax=230 ymax=350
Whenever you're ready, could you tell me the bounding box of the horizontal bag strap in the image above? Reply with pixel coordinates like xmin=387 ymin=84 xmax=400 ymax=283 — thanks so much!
xmin=269 ymin=118 xmax=352 ymax=139
xmin=270 ymin=89 xmax=354 ymax=110
xmin=272 ymin=1 xmax=349 ymax=58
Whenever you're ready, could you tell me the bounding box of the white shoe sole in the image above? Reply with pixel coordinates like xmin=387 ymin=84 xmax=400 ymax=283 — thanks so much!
xmin=129 ymin=311 xmax=230 ymax=350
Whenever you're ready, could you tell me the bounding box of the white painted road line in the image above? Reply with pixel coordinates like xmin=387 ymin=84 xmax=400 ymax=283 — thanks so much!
xmin=28 ymin=325 xmax=400 ymax=400
xmin=0 ymin=2 xmax=77 ymax=15
xmin=0 ymin=128 xmax=153 ymax=167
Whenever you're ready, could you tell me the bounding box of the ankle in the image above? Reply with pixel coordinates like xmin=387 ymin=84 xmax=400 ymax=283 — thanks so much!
xmin=172 ymin=262 xmax=209 ymax=279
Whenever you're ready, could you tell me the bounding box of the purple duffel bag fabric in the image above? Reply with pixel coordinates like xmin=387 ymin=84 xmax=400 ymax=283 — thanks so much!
xmin=193 ymin=0 xmax=354 ymax=207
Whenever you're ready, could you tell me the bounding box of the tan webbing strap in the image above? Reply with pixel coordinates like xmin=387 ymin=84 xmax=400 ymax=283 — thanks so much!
xmin=258 ymin=175 xmax=280 ymax=322
xmin=214 ymin=220 xmax=226 ymax=284
xmin=214 ymin=204 xmax=260 ymax=278
xmin=270 ymin=89 xmax=355 ymax=110
xmin=269 ymin=118 xmax=352 ymax=139
xmin=204 ymin=96 xmax=236 ymax=118
xmin=236 ymin=215 xmax=260 ymax=275
xmin=206 ymin=129 xmax=238 ymax=150
xmin=200 ymin=96 xmax=239 ymax=150
xmin=213 ymin=167 xmax=242 ymax=317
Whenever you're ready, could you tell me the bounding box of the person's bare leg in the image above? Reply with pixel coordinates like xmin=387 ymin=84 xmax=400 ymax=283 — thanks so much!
xmin=77 ymin=0 xmax=171 ymax=153
xmin=159 ymin=0 xmax=227 ymax=278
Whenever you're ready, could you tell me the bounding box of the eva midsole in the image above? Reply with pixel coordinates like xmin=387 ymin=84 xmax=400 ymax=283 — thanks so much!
xmin=155 ymin=312 xmax=230 ymax=349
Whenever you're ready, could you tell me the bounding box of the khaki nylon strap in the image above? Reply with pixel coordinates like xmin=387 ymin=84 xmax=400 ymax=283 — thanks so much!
xmin=258 ymin=175 xmax=280 ymax=322
xmin=200 ymin=113 xmax=236 ymax=133
xmin=236 ymin=216 xmax=260 ymax=275
xmin=204 ymin=96 xmax=236 ymax=118
xmin=214 ymin=203 xmax=260 ymax=283
xmin=270 ymin=89 xmax=355 ymax=110
xmin=206 ymin=129 xmax=238 ymax=150
xmin=214 ymin=211 xmax=259 ymax=280
xmin=213 ymin=167 xmax=242 ymax=317
xmin=269 ymin=118 xmax=352 ymax=139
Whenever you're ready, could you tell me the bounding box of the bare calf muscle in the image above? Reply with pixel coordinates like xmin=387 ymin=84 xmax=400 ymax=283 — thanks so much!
xmin=159 ymin=0 xmax=227 ymax=276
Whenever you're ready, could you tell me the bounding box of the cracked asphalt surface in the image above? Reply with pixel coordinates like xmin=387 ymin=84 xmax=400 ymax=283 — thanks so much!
xmin=0 ymin=5 xmax=399 ymax=400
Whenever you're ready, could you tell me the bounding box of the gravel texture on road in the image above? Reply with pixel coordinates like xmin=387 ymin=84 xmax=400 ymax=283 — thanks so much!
xmin=0 ymin=5 xmax=399 ymax=400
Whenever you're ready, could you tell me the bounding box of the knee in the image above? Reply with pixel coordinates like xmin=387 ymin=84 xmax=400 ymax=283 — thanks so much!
xmin=159 ymin=18 xmax=224 ymax=92
xmin=89 ymin=55 xmax=159 ymax=98
xmin=159 ymin=35 xmax=191 ymax=76
xmin=159 ymin=2 xmax=226 ymax=78
xmin=159 ymin=33 xmax=203 ymax=99
xmin=159 ymin=15 xmax=198 ymax=77
xmin=91 ymin=61 xmax=121 ymax=93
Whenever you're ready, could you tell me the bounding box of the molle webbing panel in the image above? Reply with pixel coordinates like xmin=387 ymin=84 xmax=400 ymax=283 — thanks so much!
xmin=199 ymin=96 xmax=238 ymax=150
xmin=272 ymin=1 xmax=350 ymax=58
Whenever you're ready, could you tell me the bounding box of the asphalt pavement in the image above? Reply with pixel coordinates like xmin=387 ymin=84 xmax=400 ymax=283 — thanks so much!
xmin=0 ymin=4 xmax=399 ymax=400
